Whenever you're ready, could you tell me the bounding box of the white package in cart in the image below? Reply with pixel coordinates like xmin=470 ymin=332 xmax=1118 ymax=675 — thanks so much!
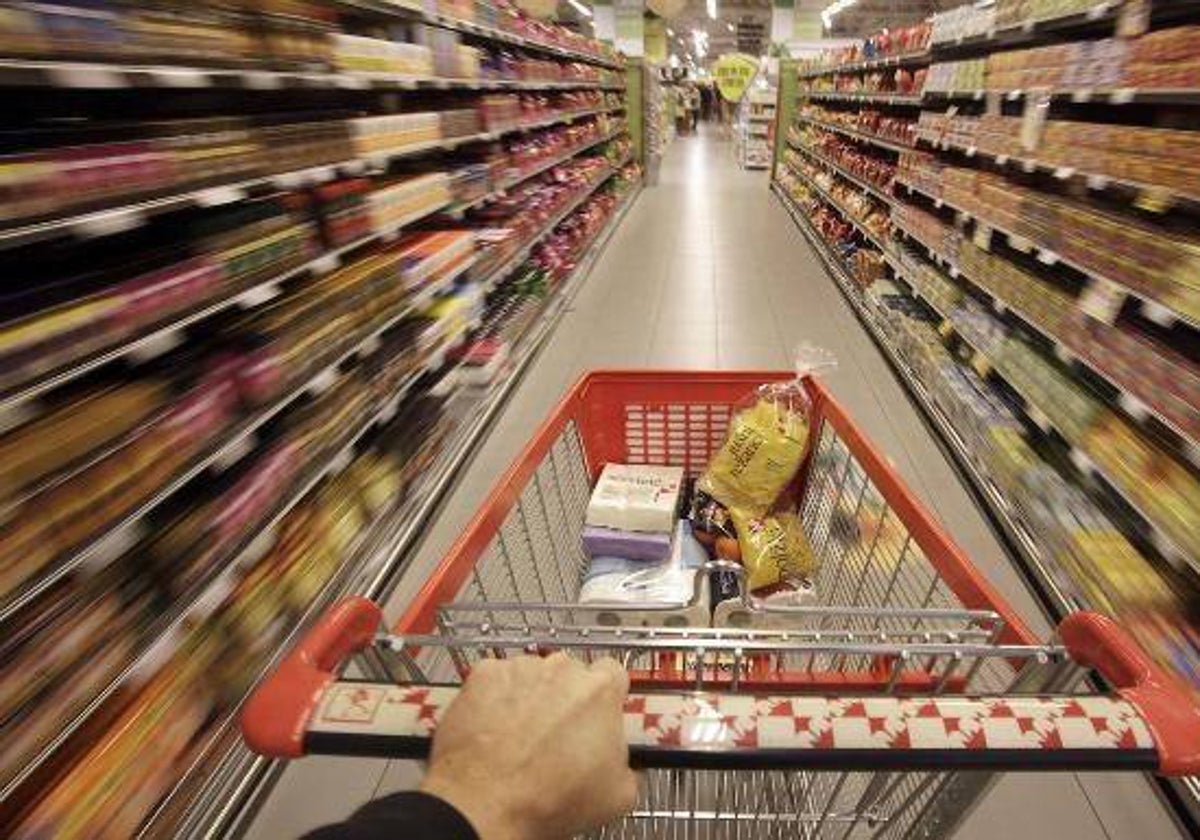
xmin=585 ymin=463 xmax=684 ymax=534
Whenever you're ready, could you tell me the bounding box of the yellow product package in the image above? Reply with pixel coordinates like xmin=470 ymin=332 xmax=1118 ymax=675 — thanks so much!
xmin=698 ymin=393 xmax=810 ymax=515
xmin=729 ymin=507 xmax=819 ymax=592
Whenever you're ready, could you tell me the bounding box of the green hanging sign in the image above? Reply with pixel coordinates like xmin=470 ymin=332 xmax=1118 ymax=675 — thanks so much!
xmin=713 ymin=53 xmax=758 ymax=102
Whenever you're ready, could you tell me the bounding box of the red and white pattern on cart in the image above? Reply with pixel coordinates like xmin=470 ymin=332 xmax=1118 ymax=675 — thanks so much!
xmin=309 ymin=683 xmax=1155 ymax=754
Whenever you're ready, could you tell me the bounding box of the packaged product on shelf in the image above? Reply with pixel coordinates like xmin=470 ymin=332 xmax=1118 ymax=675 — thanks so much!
xmin=585 ymin=463 xmax=684 ymax=533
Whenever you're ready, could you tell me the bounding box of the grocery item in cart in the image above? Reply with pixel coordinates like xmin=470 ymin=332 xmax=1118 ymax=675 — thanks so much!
xmin=578 ymin=520 xmax=710 ymax=624
xmin=582 ymin=524 xmax=672 ymax=562
xmin=728 ymin=506 xmax=818 ymax=591
xmin=697 ymin=348 xmax=834 ymax=516
xmin=584 ymin=462 xmax=683 ymax=533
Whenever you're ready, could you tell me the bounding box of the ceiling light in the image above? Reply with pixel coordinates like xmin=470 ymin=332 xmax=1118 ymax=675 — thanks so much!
xmin=707 ymin=0 xmax=716 ymax=20
xmin=821 ymin=0 xmax=858 ymax=28
xmin=567 ymin=0 xmax=592 ymax=18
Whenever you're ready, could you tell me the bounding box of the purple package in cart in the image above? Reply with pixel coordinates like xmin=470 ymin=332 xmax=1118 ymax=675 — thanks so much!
xmin=582 ymin=525 xmax=672 ymax=562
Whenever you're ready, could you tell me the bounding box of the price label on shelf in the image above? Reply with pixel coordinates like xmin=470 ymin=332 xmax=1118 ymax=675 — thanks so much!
xmin=238 ymin=282 xmax=282 ymax=308
xmin=1079 ymin=276 xmax=1125 ymax=324
xmin=50 ymin=64 xmax=126 ymax=89
xmin=128 ymin=328 xmax=184 ymax=363
xmin=1069 ymin=447 xmax=1096 ymax=474
xmin=307 ymin=366 xmax=338 ymax=395
xmin=131 ymin=629 xmax=182 ymax=683
xmin=243 ymin=70 xmax=282 ymax=90
xmin=1109 ymin=88 xmax=1136 ymax=105
xmin=195 ymin=184 xmax=246 ymax=207
xmin=1007 ymin=232 xmax=1034 ymax=254
xmin=74 ymin=207 xmax=143 ymax=238
xmin=971 ymin=352 xmax=992 ymax=379
xmin=1036 ymin=249 xmax=1059 ymax=266
xmin=1086 ymin=173 xmax=1110 ymax=190
xmin=84 ymin=520 xmax=144 ymax=572
xmin=1020 ymin=91 xmax=1050 ymax=153
xmin=154 ymin=67 xmax=211 ymax=88
xmin=214 ymin=433 xmax=256 ymax=472
xmin=1135 ymin=187 xmax=1173 ymax=214
xmin=1118 ymin=391 xmax=1151 ymax=422
xmin=239 ymin=525 xmax=278 ymax=570
xmin=1139 ymin=298 xmax=1176 ymax=327
xmin=1026 ymin=404 xmax=1053 ymax=434
xmin=1052 ymin=166 xmax=1075 ymax=180
xmin=973 ymin=222 xmax=994 ymax=251
xmin=1053 ymin=342 xmax=1076 ymax=364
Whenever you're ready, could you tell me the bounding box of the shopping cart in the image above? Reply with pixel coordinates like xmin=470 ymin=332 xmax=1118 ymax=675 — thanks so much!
xmin=243 ymin=371 xmax=1199 ymax=840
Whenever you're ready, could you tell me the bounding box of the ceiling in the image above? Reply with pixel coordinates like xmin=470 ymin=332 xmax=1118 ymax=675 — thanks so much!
xmin=558 ymin=0 xmax=963 ymax=57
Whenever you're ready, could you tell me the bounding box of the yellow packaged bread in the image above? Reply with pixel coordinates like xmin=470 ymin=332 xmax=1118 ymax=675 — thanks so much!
xmin=699 ymin=394 xmax=810 ymax=515
xmin=729 ymin=507 xmax=818 ymax=592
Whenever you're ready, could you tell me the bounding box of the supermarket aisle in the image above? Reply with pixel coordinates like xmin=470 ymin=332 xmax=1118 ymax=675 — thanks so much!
xmin=248 ymin=127 xmax=1184 ymax=840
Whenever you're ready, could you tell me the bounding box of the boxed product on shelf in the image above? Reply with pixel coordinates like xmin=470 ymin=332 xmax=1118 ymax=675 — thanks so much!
xmin=991 ymin=335 xmax=1106 ymax=443
xmin=310 ymin=178 xmax=373 ymax=248
xmin=367 ymin=171 xmax=453 ymax=233
xmin=331 ymin=32 xmax=434 ymax=76
xmin=924 ymin=58 xmax=986 ymax=92
xmin=892 ymin=201 xmax=960 ymax=259
xmin=930 ymin=4 xmax=995 ymax=44
xmin=351 ymin=113 xmax=442 ymax=157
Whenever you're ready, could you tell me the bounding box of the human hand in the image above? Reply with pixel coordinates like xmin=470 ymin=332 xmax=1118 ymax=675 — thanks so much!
xmin=420 ymin=653 xmax=638 ymax=840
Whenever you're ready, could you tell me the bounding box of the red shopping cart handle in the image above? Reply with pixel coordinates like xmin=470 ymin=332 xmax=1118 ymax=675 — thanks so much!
xmin=242 ymin=599 xmax=1200 ymax=774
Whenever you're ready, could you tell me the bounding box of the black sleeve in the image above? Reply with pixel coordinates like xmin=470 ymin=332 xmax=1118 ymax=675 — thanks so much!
xmin=301 ymin=791 xmax=479 ymax=840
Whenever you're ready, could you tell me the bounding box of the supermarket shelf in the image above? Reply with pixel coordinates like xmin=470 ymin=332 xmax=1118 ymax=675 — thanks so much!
xmin=0 ymin=127 xmax=627 ymax=415
xmin=0 ymin=60 xmax=623 ymax=91
xmin=0 ymin=108 xmax=618 ymax=253
xmin=780 ymin=159 xmax=894 ymax=257
xmin=917 ymin=286 xmax=1198 ymax=575
xmin=922 ymin=86 xmax=1200 ymax=106
xmin=799 ymin=50 xmax=931 ymax=80
xmin=446 ymin=127 xmax=627 ymax=216
xmin=929 ymin=1 xmax=1120 ymax=54
xmin=0 ymin=161 xmax=628 ymax=623
xmin=787 ymin=140 xmax=896 ymax=208
xmin=796 ymin=115 xmax=915 ymax=155
xmin=0 ymin=171 xmax=641 ymax=807
xmin=915 ymin=130 xmax=1200 ymax=208
xmin=142 ymin=182 xmax=643 ymax=840
xmin=478 ymin=158 xmax=630 ymax=295
xmin=337 ymin=0 xmax=624 ymax=69
xmin=0 ymin=319 xmax=450 ymax=802
xmin=0 ymin=243 xmax=472 ymax=628
xmin=894 ymin=177 xmax=1200 ymax=334
xmin=803 ymin=90 xmax=924 ymax=107
xmin=772 ymin=181 xmax=1077 ymax=621
xmin=891 ymin=219 xmax=1200 ymax=466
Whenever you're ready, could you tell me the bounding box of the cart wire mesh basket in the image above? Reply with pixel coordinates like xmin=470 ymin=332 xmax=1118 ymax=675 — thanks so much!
xmin=244 ymin=371 xmax=1200 ymax=840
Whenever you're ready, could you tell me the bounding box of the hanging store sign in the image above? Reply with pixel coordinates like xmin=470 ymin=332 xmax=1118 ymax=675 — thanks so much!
xmin=714 ymin=53 xmax=758 ymax=102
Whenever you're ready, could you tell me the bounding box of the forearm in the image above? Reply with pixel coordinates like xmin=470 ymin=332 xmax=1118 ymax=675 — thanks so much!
xmin=303 ymin=791 xmax=479 ymax=840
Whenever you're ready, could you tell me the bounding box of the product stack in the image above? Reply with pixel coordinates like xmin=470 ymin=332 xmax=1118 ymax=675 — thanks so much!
xmin=0 ymin=4 xmax=636 ymax=837
xmin=575 ymin=374 xmax=823 ymax=627
xmin=737 ymin=86 xmax=776 ymax=170
xmin=774 ymin=1 xmax=1200 ymax=704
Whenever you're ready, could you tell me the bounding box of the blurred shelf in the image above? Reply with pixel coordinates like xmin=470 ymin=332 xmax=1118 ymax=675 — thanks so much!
xmin=894 ymin=177 xmax=1200 ymax=334
xmin=786 ymin=140 xmax=896 ymax=208
xmin=337 ymin=1 xmax=624 ymax=68
xmin=922 ymin=86 xmax=1200 ymax=106
xmin=0 ymin=242 xmax=473 ymax=628
xmin=799 ymin=50 xmax=931 ymax=80
xmin=890 ymin=221 xmax=1200 ymax=470
xmin=930 ymin=1 xmax=1120 ymax=54
xmin=803 ymin=90 xmax=924 ymax=106
xmin=796 ymin=115 xmax=915 ymax=155
xmin=914 ymin=130 xmax=1200 ymax=213
xmin=129 ymin=180 xmax=643 ymax=840
xmin=780 ymin=159 xmax=894 ymax=256
xmin=0 ymin=57 xmax=623 ymax=90
xmin=771 ymin=181 xmax=1078 ymax=619
xmin=445 ymin=127 xmax=627 ymax=216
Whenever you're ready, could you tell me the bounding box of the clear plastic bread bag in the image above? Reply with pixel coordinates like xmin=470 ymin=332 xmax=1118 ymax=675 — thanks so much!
xmin=697 ymin=344 xmax=836 ymax=516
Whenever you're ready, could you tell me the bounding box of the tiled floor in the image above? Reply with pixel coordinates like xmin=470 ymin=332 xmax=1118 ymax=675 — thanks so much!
xmin=246 ymin=127 xmax=1186 ymax=840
